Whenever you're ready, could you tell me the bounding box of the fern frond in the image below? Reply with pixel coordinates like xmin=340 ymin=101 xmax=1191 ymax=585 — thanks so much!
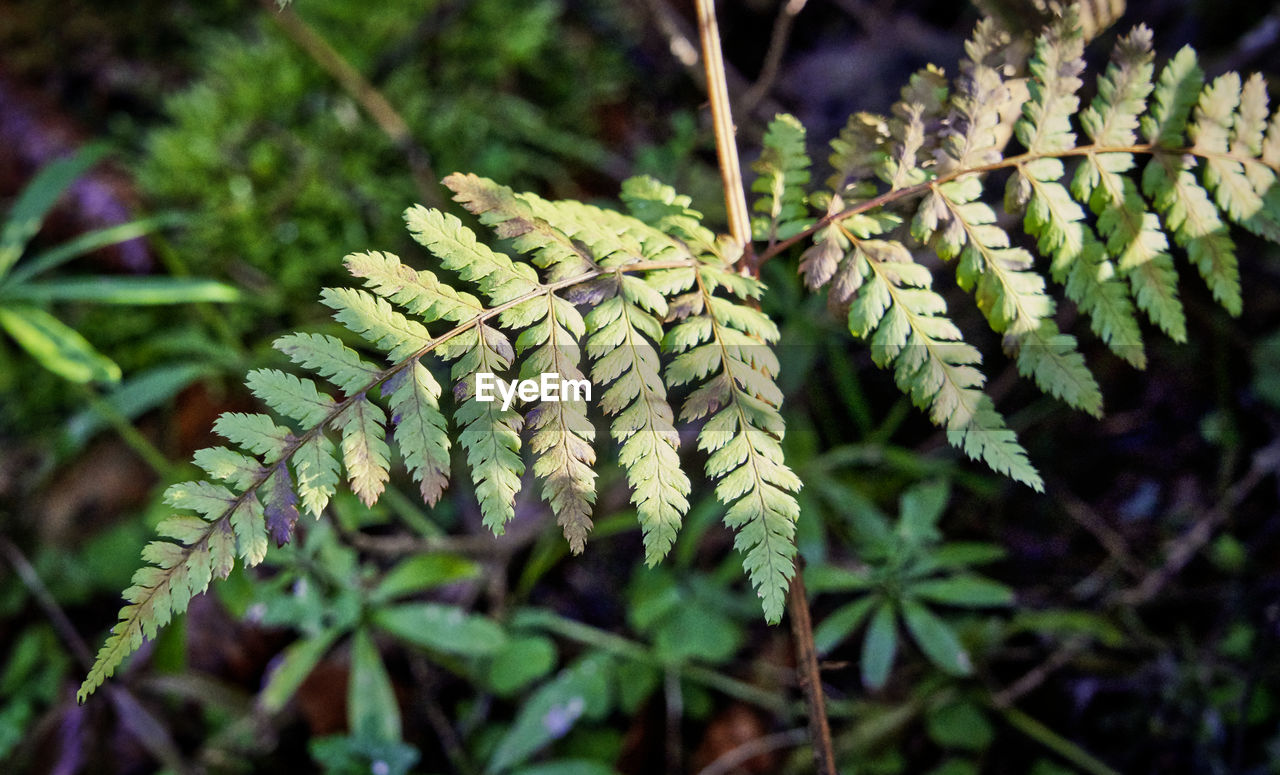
xmin=585 ymin=276 xmax=690 ymax=565
xmin=752 ymin=114 xmax=813 ymax=244
xmin=1013 ymin=15 xmax=1145 ymax=367
xmin=383 ymin=363 xmax=451 ymax=506
xmin=451 ymin=324 xmax=526 ymax=532
xmin=620 ymin=175 xmax=721 ymax=257
xmin=521 ymin=294 xmax=598 ymax=550
xmin=845 ymin=234 xmax=1043 ymax=488
xmin=883 ymin=66 xmax=950 ymax=191
xmin=1140 ymin=47 xmax=1243 ymax=315
xmin=1073 ymin=27 xmax=1187 ymax=341
xmin=666 ymin=265 xmax=800 ymax=622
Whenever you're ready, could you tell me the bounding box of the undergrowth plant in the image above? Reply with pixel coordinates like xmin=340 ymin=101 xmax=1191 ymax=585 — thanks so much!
xmin=79 ymin=3 xmax=1280 ymax=713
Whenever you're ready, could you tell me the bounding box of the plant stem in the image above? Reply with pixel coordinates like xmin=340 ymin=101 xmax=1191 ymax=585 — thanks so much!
xmin=513 ymin=608 xmax=795 ymax=718
xmin=81 ymin=385 xmax=174 ymax=478
xmin=997 ymin=705 xmax=1124 ymax=775
xmin=693 ymin=2 xmax=838 ymax=771
xmin=694 ymin=0 xmax=752 ymax=254
xmin=788 ymin=565 xmax=838 ymax=775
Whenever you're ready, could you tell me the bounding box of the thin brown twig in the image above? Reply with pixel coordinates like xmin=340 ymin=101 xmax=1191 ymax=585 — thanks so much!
xmin=1112 ymin=440 xmax=1280 ymax=606
xmin=1050 ymin=483 xmax=1146 ymax=579
xmin=788 ymin=568 xmax=838 ymax=775
xmin=991 ymin=638 xmax=1088 ymax=708
xmin=694 ymin=0 xmax=753 ymax=255
xmin=693 ymin=2 xmax=836 ymax=770
xmin=262 ymin=0 xmax=444 ymax=209
xmin=0 ymin=536 xmax=193 ymax=774
xmin=741 ymin=0 xmax=809 ymax=113
xmin=696 ymin=727 xmax=810 ymax=775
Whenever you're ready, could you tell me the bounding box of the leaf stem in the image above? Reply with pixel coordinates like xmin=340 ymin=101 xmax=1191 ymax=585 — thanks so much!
xmin=787 ymin=563 xmax=838 ymax=775
xmin=759 ymin=141 xmax=1280 ymax=263
xmin=694 ymin=0 xmax=752 ymax=254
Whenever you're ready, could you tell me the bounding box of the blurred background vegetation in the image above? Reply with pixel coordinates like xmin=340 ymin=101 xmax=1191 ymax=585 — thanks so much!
xmin=1 ymin=0 xmax=1280 ymax=773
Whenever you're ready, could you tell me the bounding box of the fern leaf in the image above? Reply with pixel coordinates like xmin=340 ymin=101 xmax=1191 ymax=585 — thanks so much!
xmin=245 ymin=369 xmax=335 ymax=428
xmin=751 ymin=114 xmax=813 ymax=243
xmin=521 ymin=294 xmax=597 ymax=551
xmin=620 ymin=175 xmax=720 ymax=255
xmin=586 ymin=278 xmax=690 ymax=564
xmin=1141 ymin=46 xmax=1203 ymax=148
xmin=1074 ymin=27 xmax=1186 ymax=340
xmin=345 ymin=250 xmax=484 ymax=324
xmin=1017 ymin=11 xmax=1085 ymax=156
xmin=667 ymin=267 xmax=801 ymax=622
xmin=264 ymin=465 xmax=301 ymax=546
xmin=847 ymin=237 xmax=1043 ymax=489
xmin=443 ymin=173 xmax=598 ymax=279
xmin=292 ymin=434 xmax=341 ymax=518
xmin=883 ymin=66 xmax=949 ymax=191
xmin=451 ymin=324 xmax=525 ymax=533
xmin=1139 ymin=48 xmax=1242 ymax=316
xmin=213 ymin=412 xmax=291 ymax=463
xmin=337 ymin=396 xmax=391 ymax=508
xmin=1194 ymin=72 xmax=1280 ymax=242
xmin=275 ymin=332 xmax=382 ymax=396
xmin=383 ymin=362 xmax=451 ymax=506
xmin=78 ymin=479 xmax=246 ymax=702
xmin=1012 ymin=320 xmax=1103 ymax=417
xmin=192 ymin=446 xmax=262 ymax=490
xmin=320 ymin=287 xmax=434 ymax=361
xmin=404 ymin=204 xmax=541 ymax=304
xmin=828 ymin=112 xmax=890 ymax=193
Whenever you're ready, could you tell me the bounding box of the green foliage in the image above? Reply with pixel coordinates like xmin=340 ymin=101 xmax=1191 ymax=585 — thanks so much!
xmin=0 ymin=148 xmax=237 ymax=386
xmin=789 ymin=8 xmax=1280 ymax=489
xmin=807 ymin=480 xmax=1012 ymax=688
xmin=137 ymin=0 xmax=632 ymax=336
xmin=80 ymin=174 xmax=795 ymax=700
xmin=79 ymin=9 xmax=1280 ymax=740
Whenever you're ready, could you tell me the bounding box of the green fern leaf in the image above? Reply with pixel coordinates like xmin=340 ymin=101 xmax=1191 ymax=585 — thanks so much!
xmin=666 ymin=266 xmax=801 ymax=622
xmin=274 ymin=332 xmax=382 ymax=396
xmin=452 ymin=324 xmax=526 ymax=533
xmin=384 ymin=362 xmax=451 ymax=506
xmin=1194 ymin=72 xmax=1280 ymax=242
xmin=752 ymin=114 xmax=813 ymax=243
xmin=344 ymin=250 xmax=484 ymax=324
xmin=1073 ymin=26 xmax=1186 ymax=341
xmin=292 ymin=434 xmax=341 ymax=518
xmin=337 ymin=396 xmax=391 ymax=508
xmin=245 ymin=369 xmax=335 ymax=428
xmin=1139 ymin=48 xmax=1242 ymax=315
xmin=620 ymin=175 xmax=720 ymax=256
xmin=521 ymin=294 xmax=597 ymax=551
xmin=586 ymin=277 xmax=690 ymax=565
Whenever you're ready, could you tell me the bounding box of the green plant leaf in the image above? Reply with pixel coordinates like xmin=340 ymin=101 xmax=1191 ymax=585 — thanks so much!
xmin=372 ymin=603 xmax=506 ymax=656
xmin=815 ymin=595 xmax=877 ymax=654
xmin=0 ymin=145 xmax=106 ymax=277
xmin=926 ymin=700 xmax=994 ymax=751
xmin=902 ymin=600 xmax=972 ymax=676
xmin=372 ymin=554 xmax=481 ymax=602
xmin=486 ymin=653 xmax=613 ymax=775
xmin=0 ymin=305 xmax=121 ymax=384
xmin=259 ymin=627 xmax=344 ymax=713
xmin=3 ymin=277 xmax=240 ymax=305
xmin=348 ymin=628 xmax=401 ymax=743
xmin=486 ymin=635 xmax=559 ymax=696
xmin=911 ymin=574 xmax=1015 ymax=607
xmin=861 ymin=603 xmax=898 ymax=689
